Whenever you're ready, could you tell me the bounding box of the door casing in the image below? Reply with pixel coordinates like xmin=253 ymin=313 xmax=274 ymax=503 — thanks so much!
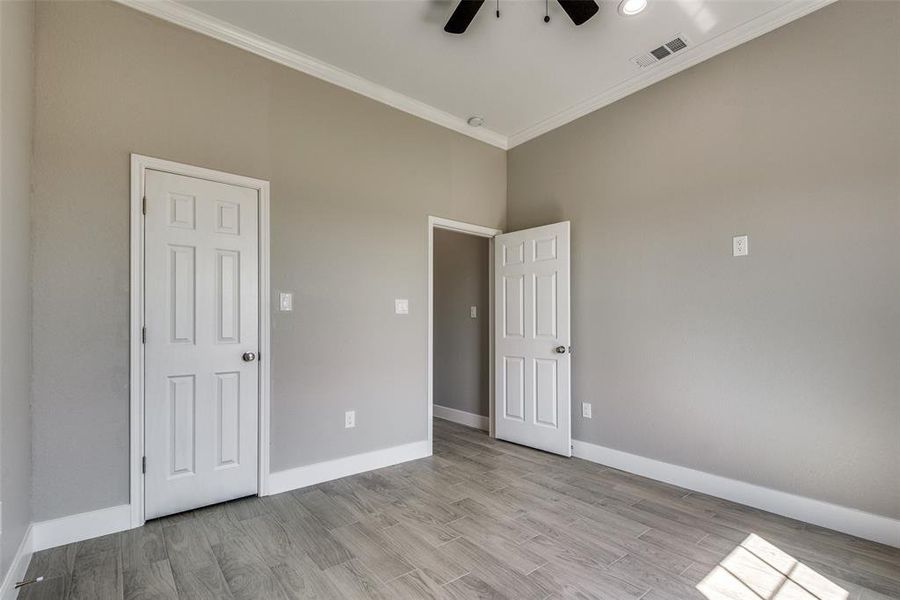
xmin=427 ymin=216 xmax=502 ymax=450
xmin=129 ymin=154 xmax=271 ymax=528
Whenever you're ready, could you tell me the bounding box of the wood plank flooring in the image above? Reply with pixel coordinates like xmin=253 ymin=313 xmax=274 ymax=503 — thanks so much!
xmin=20 ymin=418 xmax=900 ymax=599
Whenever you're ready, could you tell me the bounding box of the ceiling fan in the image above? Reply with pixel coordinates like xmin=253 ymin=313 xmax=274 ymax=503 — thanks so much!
xmin=444 ymin=0 xmax=600 ymax=34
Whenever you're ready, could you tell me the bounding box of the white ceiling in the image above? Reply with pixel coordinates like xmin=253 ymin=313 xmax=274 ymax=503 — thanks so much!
xmin=128 ymin=0 xmax=832 ymax=148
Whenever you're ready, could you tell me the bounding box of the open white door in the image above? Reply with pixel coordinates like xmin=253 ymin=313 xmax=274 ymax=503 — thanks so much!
xmin=494 ymin=222 xmax=571 ymax=456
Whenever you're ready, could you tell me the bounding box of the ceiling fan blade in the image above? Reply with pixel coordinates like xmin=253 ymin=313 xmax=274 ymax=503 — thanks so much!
xmin=556 ymin=0 xmax=599 ymax=25
xmin=444 ymin=0 xmax=485 ymax=34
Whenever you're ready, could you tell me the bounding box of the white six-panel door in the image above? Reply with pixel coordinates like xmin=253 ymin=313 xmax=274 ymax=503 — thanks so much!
xmin=494 ymin=222 xmax=571 ymax=456
xmin=144 ymin=169 xmax=259 ymax=519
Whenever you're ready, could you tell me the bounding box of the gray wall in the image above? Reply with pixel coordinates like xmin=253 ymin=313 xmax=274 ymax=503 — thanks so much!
xmin=507 ymin=1 xmax=900 ymax=519
xmin=31 ymin=1 xmax=506 ymax=520
xmin=433 ymin=229 xmax=489 ymax=418
xmin=0 ymin=0 xmax=34 ymax=576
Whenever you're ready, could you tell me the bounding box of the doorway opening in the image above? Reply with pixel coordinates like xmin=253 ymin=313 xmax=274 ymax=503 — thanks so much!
xmin=426 ymin=217 xmax=501 ymax=449
xmin=433 ymin=228 xmax=491 ymax=434
xmin=428 ymin=217 xmax=572 ymax=457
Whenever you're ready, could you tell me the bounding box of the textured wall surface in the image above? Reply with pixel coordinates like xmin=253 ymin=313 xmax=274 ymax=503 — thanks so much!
xmin=28 ymin=0 xmax=899 ymax=526
xmin=31 ymin=1 xmax=505 ymax=520
xmin=508 ymin=1 xmax=900 ymax=518
xmin=0 ymin=0 xmax=34 ymax=576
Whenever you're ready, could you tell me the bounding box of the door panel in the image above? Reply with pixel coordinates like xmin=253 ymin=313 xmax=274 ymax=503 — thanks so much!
xmin=170 ymin=245 xmax=196 ymax=343
xmin=534 ymin=359 xmax=558 ymax=428
xmin=503 ymin=356 xmax=525 ymax=421
xmin=168 ymin=375 xmax=196 ymax=476
xmin=494 ymin=222 xmax=571 ymax=456
xmin=215 ymin=371 xmax=241 ymax=468
xmin=503 ymin=275 xmax=524 ymax=337
xmin=144 ymin=169 xmax=259 ymax=519
xmin=216 ymin=250 xmax=241 ymax=343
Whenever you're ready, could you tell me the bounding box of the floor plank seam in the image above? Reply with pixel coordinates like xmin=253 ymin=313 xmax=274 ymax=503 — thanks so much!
xmin=437 ymin=570 xmax=470 ymax=588
xmin=28 ymin=420 xmax=900 ymax=600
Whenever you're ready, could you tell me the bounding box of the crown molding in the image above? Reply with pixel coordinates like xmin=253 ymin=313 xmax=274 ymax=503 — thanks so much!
xmin=506 ymin=0 xmax=837 ymax=148
xmin=115 ymin=0 xmax=834 ymax=152
xmin=113 ymin=0 xmax=509 ymax=150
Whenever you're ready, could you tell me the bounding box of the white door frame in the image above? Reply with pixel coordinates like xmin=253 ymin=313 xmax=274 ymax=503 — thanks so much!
xmin=129 ymin=154 xmax=271 ymax=528
xmin=427 ymin=216 xmax=502 ymax=450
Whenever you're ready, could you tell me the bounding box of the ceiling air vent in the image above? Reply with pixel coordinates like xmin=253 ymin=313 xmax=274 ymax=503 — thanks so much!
xmin=650 ymin=45 xmax=671 ymax=60
xmin=631 ymin=35 xmax=689 ymax=69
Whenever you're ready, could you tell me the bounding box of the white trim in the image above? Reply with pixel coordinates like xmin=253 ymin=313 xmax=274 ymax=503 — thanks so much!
xmin=129 ymin=156 xmax=144 ymax=529
xmin=30 ymin=505 xmax=132 ymax=554
xmin=0 ymin=526 xmax=33 ymax=600
xmin=572 ymin=440 xmax=900 ymax=549
xmin=258 ymin=177 xmax=272 ymax=496
xmin=113 ymin=0 xmax=507 ymax=150
xmin=268 ymin=441 xmax=430 ymax=495
xmin=434 ymin=405 xmax=489 ymax=432
xmin=427 ymin=216 xmax=502 ymax=448
xmin=113 ymin=0 xmax=833 ymax=151
xmin=129 ymin=154 xmax=272 ymax=527
xmin=506 ymin=0 xmax=837 ymax=147
xmin=429 ymin=217 xmax=503 ymax=239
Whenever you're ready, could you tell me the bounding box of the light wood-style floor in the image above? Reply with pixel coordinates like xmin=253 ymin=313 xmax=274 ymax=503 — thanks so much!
xmin=19 ymin=418 xmax=900 ymax=599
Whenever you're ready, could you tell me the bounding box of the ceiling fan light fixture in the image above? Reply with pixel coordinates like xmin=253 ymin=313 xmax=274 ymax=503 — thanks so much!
xmin=467 ymin=116 xmax=485 ymax=127
xmin=618 ymin=0 xmax=647 ymax=16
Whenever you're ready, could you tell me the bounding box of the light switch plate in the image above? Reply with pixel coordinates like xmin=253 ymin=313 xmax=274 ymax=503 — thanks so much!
xmin=395 ymin=299 xmax=409 ymax=315
xmin=345 ymin=410 xmax=356 ymax=428
xmin=582 ymin=403 xmax=592 ymax=419
xmin=733 ymin=235 xmax=749 ymax=257
xmin=279 ymin=292 xmax=293 ymax=312
xmin=470 ymin=306 xmax=477 ymax=319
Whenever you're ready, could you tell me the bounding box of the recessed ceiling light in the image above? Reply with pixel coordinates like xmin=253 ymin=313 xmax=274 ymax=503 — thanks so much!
xmin=467 ymin=116 xmax=485 ymax=127
xmin=618 ymin=0 xmax=647 ymax=16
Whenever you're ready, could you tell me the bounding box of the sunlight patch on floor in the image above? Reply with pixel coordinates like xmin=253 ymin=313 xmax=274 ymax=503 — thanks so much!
xmin=697 ymin=533 xmax=849 ymax=600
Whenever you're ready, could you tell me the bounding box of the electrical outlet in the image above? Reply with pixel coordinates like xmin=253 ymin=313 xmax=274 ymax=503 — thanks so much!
xmin=470 ymin=306 xmax=477 ymax=319
xmin=395 ymin=299 xmax=409 ymax=315
xmin=345 ymin=410 xmax=356 ymax=428
xmin=582 ymin=403 xmax=592 ymax=419
xmin=733 ymin=235 xmax=749 ymax=257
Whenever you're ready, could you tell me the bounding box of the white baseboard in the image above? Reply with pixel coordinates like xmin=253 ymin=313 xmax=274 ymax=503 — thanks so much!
xmin=0 ymin=525 xmax=33 ymax=600
xmin=572 ymin=440 xmax=900 ymax=549
xmin=25 ymin=440 xmax=429 ymax=552
xmin=30 ymin=504 xmax=132 ymax=553
xmin=23 ymin=441 xmax=431 ymax=555
xmin=267 ymin=440 xmax=431 ymax=496
xmin=434 ymin=405 xmax=489 ymax=431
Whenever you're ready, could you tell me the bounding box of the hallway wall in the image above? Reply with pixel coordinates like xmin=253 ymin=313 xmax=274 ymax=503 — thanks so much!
xmin=433 ymin=229 xmax=490 ymax=419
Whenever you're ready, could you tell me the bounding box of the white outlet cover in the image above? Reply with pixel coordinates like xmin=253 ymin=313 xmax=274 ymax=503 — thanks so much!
xmin=733 ymin=235 xmax=749 ymax=257
xmin=470 ymin=306 xmax=477 ymax=319
xmin=345 ymin=410 xmax=356 ymax=428
xmin=279 ymin=292 xmax=293 ymax=311
xmin=395 ymin=298 xmax=409 ymax=314
xmin=582 ymin=403 xmax=592 ymax=418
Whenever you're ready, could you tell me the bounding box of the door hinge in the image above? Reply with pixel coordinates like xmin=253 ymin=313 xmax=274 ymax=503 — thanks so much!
xmin=141 ymin=456 xmax=146 ymax=474
xmin=142 ymin=196 xmax=147 ymax=215
xmin=141 ymin=327 xmax=146 ymax=344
